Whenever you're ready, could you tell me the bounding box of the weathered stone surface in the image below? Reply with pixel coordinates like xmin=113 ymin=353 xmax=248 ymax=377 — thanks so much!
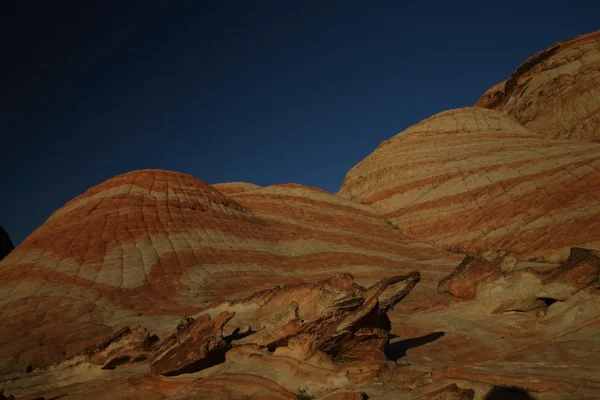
xmin=339 ymin=107 xmax=600 ymax=262
xmin=150 ymin=311 xmax=234 ymax=376
xmin=476 ymin=30 xmax=600 ymax=141
xmin=323 ymin=392 xmax=368 ymax=400
xmin=0 ymin=170 xmax=459 ymax=372
xmin=437 ymin=256 xmax=502 ymax=299
xmin=169 ymin=373 xmax=296 ymax=399
xmin=84 ymin=324 xmax=157 ymax=369
xmin=420 ymin=384 xmax=475 ymax=400
xmin=540 ymin=247 xmax=600 ymax=292
xmin=151 ymin=271 xmax=420 ymax=376
xmin=212 ymin=181 xmax=262 ymax=195
xmin=439 ymin=247 xmax=600 ymax=313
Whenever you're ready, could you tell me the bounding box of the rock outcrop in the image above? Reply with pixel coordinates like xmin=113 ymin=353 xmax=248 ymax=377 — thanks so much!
xmin=150 ymin=311 xmax=234 ymax=376
xmin=476 ymin=30 xmax=600 ymax=141
xmin=0 ymin=226 xmax=14 ymax=261
xmin=438 ymin=247 xmax=600 ymax=314
xmin=83 ymin=324 xmax=158 ymax=369
xmin=149 ymin=272 xmax=419 ymax=378
xmin=212 ymin=181 xmax=262 ymax=195
xmin=339 ymin=107 xmax=600 ymax=262
xmin=420 ymin=384 xmax=475 ymax=400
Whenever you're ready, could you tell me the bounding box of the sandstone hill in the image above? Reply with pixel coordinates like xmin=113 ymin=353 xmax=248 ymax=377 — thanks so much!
xmin=338 ymin=106 xmax=600 ymax=262
xmin=0 ymin=170 xmax=459 ymax=373
xmin=1 ymin=30 xmax=600 ymax=400
xmin=476 ymin=30 xmax=600 ymax=141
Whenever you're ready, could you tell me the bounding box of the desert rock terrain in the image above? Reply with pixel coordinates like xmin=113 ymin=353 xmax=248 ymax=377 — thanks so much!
xmin=1 ymin=30 xmax=600 ymax=400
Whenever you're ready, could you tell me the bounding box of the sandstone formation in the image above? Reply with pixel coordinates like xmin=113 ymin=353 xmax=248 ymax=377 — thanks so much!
xmin=420 ymin=384 xmax=475 ymax=400
xmin=150 ymin=311 xmax=234 ymax=376
xmin=147 ymin=272 xmax=419 ymax=382
xmin=438 ymin=247 xmax=600 ymax=314
xmin=0 ymin=226 xmax=14 ymax=261
xmin=339 ymin=107 xmax=600 ymax=262
xmin=476 ymin=30 xmax=600 ymax=141
xmin=83 ymin=324 xmax=158 ymax=370
xmin=212 ymin=181 xmax=262 ymax=195
xmin=0 ymin=169 xmax=459 ymax=373
xmin=3 ymin=30 xmax=600 ymax=400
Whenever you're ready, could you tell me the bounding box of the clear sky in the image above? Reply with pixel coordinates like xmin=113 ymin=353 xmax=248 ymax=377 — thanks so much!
xmin=2 ymin=1 xmax=599 ymax=245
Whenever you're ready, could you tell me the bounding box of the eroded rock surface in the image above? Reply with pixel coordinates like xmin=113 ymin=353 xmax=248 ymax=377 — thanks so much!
xmin=420 ymin=384 xmax=475 ymax=400
xmin=339 ymin=107 xmax=600 ymax=262
xmin=439 ymin=247 xmax=600 ymax=314
xmin=476 ymin=30 xmax=600 ymax=141
xmin=150 ymin=312 xmax=234 ymax=376
xmin=151 ymin=272 xmax=419 ymax=376
xmin=3 ymin=29 xmax=600 ymax=400
xmin=0 ymin=169 xmax=459 ymax=372
xmin=84 ymin=324 xmax=158 ymax=369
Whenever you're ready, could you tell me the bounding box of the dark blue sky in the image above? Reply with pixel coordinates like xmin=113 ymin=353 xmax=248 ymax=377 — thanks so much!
xmin=2 ymin=1 xmax=599 ymax=245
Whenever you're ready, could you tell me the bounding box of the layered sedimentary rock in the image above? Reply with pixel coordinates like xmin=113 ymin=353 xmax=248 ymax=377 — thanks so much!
xmin=0 ymin=271 xmax=461 ymax=400
xmin=150 ymin=272 xmax=420 ymax=379
xmin=212 ymin=181 xmax=262 ymax=195
xmin=6 ymin=254 xmax=599 ymax=399
xmin=0 ymin=226 xmax=14 ymax=261
xmin=0 ymin=169 xmax=459 ymax=373
xmin=339 ymin=107 xmax=600 ymax=262
xmin=438 ymin=247 xmax=600 ymax=313
xmin=476 ymin=30 xmax=600 ymax=141
xmin=3 ymin=29 xmax=600 ymax=400
xmin=386 ymin=247 xmax=600 ymax=399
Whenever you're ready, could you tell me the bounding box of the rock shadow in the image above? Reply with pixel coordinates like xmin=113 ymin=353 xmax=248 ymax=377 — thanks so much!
xmin=384 ymin=331 xmax=445 ymax=361
xmin=485 ymin=386 xmax=535 ymax=399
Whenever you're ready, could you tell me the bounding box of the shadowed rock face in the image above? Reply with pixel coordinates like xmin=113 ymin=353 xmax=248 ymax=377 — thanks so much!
xmin=0 ymin=226 xmax=14 ymax=261
xmin=476 ymin=30 xmax=600 ymax=141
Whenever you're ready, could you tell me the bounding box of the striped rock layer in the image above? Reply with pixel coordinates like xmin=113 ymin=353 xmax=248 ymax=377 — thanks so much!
xmin=0 ymin=169 xmax=460 ymax=372
xmin=476 ymin=30 xmax=600 ymax=141
xmin=338 ymin=107 xmax=600 ymax=262
xmin=3 ymin=29 xmax=600 ymax=400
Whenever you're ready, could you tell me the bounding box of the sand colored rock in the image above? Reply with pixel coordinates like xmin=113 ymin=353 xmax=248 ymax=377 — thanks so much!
xmin=3 ymin=29 xmax=600 ymax=400
xmin=0 ymin=272 xmax=425 ymax=399
xmin=3 ymin=258 xmax=600 ymax=398
xmin=476 ymin=30 xmax=600 ymax=141
xmin=339 ymin=107 xmax=600 ymax=262
xmin=212 ymin=181 xmax=262 ymax=195
xmin=0 ymin=169 xmax=459 ymax=373
xmin=420 ymin=384 xmax=475 ymax=400
xmin=437 ymin=256 xmax=502 ymax=300
xmin=84 ymin=324 xmax=158 ymax=369
xmin=439 ymin=247 xmax=600 ymax=314
xmin=150 ymin=311 xmax=234 ymax=376
xmin=323 ymin=392 xmax=368 ymax=400
xmin=150 ymin=272 xmax=419 ymax=376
